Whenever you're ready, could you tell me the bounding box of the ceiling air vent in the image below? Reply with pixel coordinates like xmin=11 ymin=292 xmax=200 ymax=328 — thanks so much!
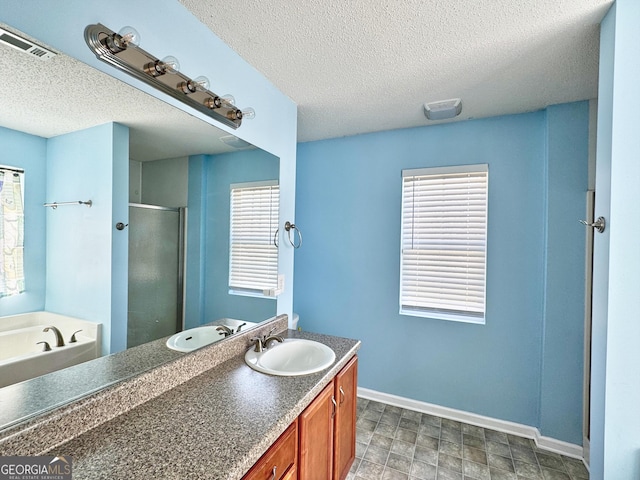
xmin=0 ymin=27 xmax=56 ymax=60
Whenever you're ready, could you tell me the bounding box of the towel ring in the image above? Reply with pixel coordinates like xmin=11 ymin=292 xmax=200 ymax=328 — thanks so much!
xmin=273 ymin=228 xmax=279 ymax=248
xmin=284 ymin=221 xmax=303 ymax=249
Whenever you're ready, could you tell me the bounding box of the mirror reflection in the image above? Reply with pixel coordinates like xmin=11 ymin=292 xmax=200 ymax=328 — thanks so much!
xmin=0 ymin=23 xmax=279 ymax=399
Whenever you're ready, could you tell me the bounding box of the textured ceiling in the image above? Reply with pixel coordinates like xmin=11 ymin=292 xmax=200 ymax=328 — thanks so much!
xmin=0 ymin=24 xmax=243 ymax=162
xmin=180 ymin=0 xmax=612 ymax=142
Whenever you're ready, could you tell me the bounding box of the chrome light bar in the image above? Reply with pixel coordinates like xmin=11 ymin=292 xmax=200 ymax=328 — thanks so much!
xmin=84 ymin=23 xmax=243 ymax=129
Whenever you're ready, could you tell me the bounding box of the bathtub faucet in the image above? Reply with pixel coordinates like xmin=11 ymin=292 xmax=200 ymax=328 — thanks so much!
xmin=43 ymin=326 xmax=65 ymax=347
xmin=216 ymin=325 xmax=234 ymax=337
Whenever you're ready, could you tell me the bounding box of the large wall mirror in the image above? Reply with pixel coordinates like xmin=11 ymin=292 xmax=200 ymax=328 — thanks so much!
xmin=0 ymin=23 xmax=279 ymax=429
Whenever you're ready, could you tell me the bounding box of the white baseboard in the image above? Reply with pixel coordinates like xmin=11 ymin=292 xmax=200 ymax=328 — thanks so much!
xmin=358 ymin=387 xmax=585 ymax=461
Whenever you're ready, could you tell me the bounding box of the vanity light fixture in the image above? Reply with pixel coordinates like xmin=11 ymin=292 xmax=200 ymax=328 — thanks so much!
xmin=84 ymin=23 xmax=243 ymax=129
xmin=423 ymin=98 xmax=462 ymax=121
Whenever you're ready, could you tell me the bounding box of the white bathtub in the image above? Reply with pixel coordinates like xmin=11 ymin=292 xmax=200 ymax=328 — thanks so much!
xmin=0 ymin=312 xmax=101 ymax=388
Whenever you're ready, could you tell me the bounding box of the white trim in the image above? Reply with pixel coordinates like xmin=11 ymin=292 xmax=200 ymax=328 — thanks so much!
xmin=358 ymin=387 xmax=586 ymax=462
xmin=400 ymin=307 xmax=485 ymax=324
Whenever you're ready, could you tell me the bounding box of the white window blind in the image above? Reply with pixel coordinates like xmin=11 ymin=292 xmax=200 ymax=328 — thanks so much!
xmin=229 ymin=181 xmax=279 ymax=294
xmin=400 ymin=165 xmax=488 ymax=323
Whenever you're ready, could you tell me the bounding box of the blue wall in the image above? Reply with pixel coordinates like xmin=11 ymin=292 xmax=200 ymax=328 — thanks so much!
xmin=45 ymin=123 xmax=129 ymax=355
xmin=186 ymin=149 xmax=279 ymax=327
xmin=294 ymin=104 xmax=589 ymax=444
xmin=539 ymin=103 xmax=589 ymax=443
xmin=591 ymin=1 xmax=640 ymax=476
xmin=185 ymin=155 xmax=207 ymax=330
xmin=0 ymin=127 xmax=47 ymax=316
xmin=589 ymin=6 xmax=614 ymax=475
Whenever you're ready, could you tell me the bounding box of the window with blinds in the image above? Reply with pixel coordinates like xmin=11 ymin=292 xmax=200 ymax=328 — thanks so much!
xmin=229 ymin=181 xmax=279 ymax=296
xmin=400 ymin=165 xmax=488 ymax=324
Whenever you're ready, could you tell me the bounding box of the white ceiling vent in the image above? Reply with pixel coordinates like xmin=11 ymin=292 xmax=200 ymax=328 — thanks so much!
xmin=220 ymin=135 xmax=252 ymax=149
xmin=0 ymin=27 xmax=56 ymax=60
xmin=423 ymin=98 xmax=463 ymax=121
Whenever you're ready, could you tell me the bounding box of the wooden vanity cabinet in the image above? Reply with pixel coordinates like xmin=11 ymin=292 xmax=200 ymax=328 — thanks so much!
xmin=244 ymin=355 xmax=358 ymax=480
xmin=299 ymin=356 xmax=358 ymax=480
xmin=298 ymin=381 xmax=335 ymax=479
xmin=242 ymin=420 xmax=298 ymax=480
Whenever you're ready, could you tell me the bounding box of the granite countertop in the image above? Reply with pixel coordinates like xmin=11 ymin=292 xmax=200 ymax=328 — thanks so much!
xmin=0 ymin=318 xmax=257 ymax=432
xmin=0 ymin=335 xmax=184 ymax=431
xmin=45 ymin=329 xmax=360 ymax=480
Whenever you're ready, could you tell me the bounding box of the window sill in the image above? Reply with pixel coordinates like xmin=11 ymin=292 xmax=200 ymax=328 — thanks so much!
xmin=400 ymin=308 xmax=485 ymax=325
xmin=228 ymin=288 xmax=277 ymax=300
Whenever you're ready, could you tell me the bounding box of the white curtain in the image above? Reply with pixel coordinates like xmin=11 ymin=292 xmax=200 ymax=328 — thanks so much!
xmin=0 ymin=168 xmax=25 ymax=297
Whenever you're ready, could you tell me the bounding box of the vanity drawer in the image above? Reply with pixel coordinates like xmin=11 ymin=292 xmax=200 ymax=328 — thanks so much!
xmin=243 ymin=419 xmax=298 ymax=480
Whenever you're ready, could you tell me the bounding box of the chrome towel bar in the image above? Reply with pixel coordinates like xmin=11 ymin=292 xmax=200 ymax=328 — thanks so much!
xmin=44 ymin=200 xmax=93 ymax=209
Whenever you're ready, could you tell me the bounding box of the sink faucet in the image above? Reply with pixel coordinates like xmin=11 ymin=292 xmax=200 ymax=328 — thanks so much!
xmin=250 ymin=329 xmax=285 ymax=352
xmin=250 ymin=337 xmax=264 ymax=353
xmin=216 ymin=325 xmax=234 ymax=337
xmin=263 ymin=334 xmax=284 ymax=348
xmin=43 ymin=326 xmax=65 ymax=347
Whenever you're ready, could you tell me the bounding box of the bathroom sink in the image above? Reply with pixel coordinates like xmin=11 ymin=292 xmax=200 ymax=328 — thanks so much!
xmin=166 ymin=326 xmax=226 ymax=352
xmin=245 ymin=339 xmax=336 ymax=376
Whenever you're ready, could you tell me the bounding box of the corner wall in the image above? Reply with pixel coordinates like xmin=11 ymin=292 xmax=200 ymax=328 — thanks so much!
xmin=45 ymin=123 xmax=129 ymax=355
xmin=294 ymin=103 xmax=589 ymax=444
xmin=539 ymin=102 xmax=589 ymax=444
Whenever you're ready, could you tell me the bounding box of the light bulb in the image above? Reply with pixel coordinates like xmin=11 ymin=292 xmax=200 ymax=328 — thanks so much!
xmin=240 ymin=107 xmax=256 ymax=120
xmin=104 ymin=26 xmax=140 ymax=53
xmin=161 ymin=55 xmax=180 ymax=74
xmin=192 ymin=76 xmax=210 ymax=91
xmin=117 ymin=26 xmax=140 ymax=47
xmin=221 ymin=94 xmax=236 ymax=106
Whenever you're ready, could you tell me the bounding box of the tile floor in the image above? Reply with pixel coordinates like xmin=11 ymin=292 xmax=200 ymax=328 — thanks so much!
xmin=348 ymin=398 xmax=589 ymax=480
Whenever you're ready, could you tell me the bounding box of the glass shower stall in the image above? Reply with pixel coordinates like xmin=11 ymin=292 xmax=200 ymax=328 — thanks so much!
xmin=127 ymin=203 xmax=185 ymax=349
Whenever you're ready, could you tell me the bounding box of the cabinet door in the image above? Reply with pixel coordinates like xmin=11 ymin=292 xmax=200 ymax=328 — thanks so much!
xmin=243 ymin=420 xmax=298 ymax=480
xmin=298 ymin=382 xmax=335 ymax=480
xmin=333 ymin=356 xmax=358 ymax=480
